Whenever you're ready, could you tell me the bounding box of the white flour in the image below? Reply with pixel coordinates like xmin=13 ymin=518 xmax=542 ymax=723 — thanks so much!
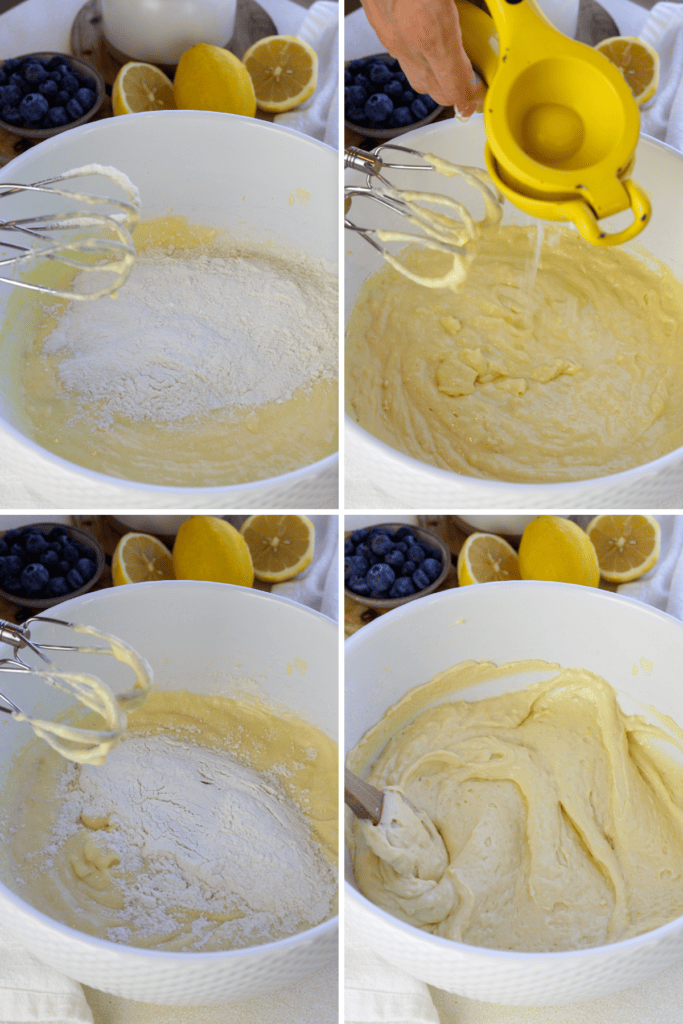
xmin=47 ymin=734 xmax=336 ymax=950
xmin=41 ymin=239 xmax=337 ymax=428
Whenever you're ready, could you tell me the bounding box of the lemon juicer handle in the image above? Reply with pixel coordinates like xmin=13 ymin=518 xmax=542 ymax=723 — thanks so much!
xmin=454 ymin=0 xmax=650 ymax=246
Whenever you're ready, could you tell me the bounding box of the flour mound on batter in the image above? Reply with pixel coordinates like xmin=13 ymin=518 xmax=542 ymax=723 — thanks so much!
xmin=350 ymin=662 xmax=683 ymax=952
xmin=346 ymin=224 xmax=683 ymax=483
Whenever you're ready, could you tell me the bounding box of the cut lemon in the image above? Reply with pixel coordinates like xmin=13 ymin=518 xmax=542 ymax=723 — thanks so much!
xmin=112 ymin=532 xmax=175 ymax=586
xmin=457 ymin=532 xmax=521 ymax=586
xmin=518 ymin=516 xmax=600 ymax=588
xmin=240 ymin=515 xmax=315 ymax=582
xmin=174 ymin=43 xmax=256 ymax=116
xmin=595 ymin=36 xmax=659 ymax=106
xmin=242 ymin=35 xmax=318 ymax=113
xmin=586 ymin=514 xmax=661 ymax=582
xmin=173 ymin=516 xmax=253 ymax=587
xmin=112 ymin=62 xmax=176 ymax=116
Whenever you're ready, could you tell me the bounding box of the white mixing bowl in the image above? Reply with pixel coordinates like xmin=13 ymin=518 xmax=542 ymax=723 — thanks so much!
xmin=345 ymin=582 xmax=683 ymax=1004
xmin=0 ymin=581 xmax=338 ymax=1004
xmin=0 ymin=110 xmax=338 ymax=509
xmin=345 ymin=116 xmax=683 ymax=508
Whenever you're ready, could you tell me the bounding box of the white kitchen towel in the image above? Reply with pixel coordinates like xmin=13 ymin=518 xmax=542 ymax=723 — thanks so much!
xmin=345 ymin=909 xmax=439 ymax=1024
xmin=0 ymin=923 xmax=93 ymax=1024
xmin=275 ymin=1 xmax=339 ymax=149
xmin=271 ymin=514 xmax=339 ymax=622
xmin=639 ymin=2 xmax=683 ymax=152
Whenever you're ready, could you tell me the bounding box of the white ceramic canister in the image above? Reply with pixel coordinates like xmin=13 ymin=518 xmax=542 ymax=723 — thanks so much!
xmin=535 ymin=0 xmax=580 ymax=38
xmin=100 ymin=0 xmax=237 ymax=64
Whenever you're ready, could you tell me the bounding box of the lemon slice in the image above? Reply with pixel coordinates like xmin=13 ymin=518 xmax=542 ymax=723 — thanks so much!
xmin=595 ymin=36 xmax=660 ymax=106
xmin=112 ymin=62 xmax=176 ymax=116
xmin=518 ymin=516 xmax=600 ymax=587
xmin=586 ymin=514 xmax=661 ymax=582
xmin=174 ymin=43 xmax=256 ymax=116
xmin=240 ymin=515 xmax=315 ymax=582
xmin=112 ymin=532 xmax=175 ymax=585
xmin=173 ymin=516 xmax=254 ymax=587
xmin=242 ymin=35 xmax=318 ymax=113
xmin=457 ymin=532 xmax=520 ymax=586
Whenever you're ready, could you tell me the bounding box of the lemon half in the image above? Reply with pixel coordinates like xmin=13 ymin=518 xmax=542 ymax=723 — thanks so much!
xmin=240 ymin=515 xmax=315 ymax=582
xmin=242 ymin=35 xmax=318 ymax=113
xmin=112 ymin=532 xmax=175 ymax=585
xmin=457 ymin=532 xmax=521 ymax=586
xmin=586 ymin=514 xmax=661 ymax=582
xmin=112 ymin=62 xmax=176 ymax=116
xmin=595 ymin=36 xmax=660 ymax=106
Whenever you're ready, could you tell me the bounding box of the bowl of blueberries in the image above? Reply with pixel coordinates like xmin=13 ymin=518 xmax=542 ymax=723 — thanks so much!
xmin=0 ymin=52 xmax=105 ymax=139
xmin=344 ymin=522 xmax=451 ymax=609
xmin=0 ymin=522 xmax=105 ymax=608
xmin=344 ymin=54 xmax=444 ymax=139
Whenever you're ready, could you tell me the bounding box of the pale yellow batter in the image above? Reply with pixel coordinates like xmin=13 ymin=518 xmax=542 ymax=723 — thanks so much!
xmin=348 ymin=660 xmax=683 ymax=952
xmin=4 ymin=690 xmax=338 ymax=952
xmin=346 ymin=225 xmax=683 ymax=482
xmin=3 ymin=217 xmax=337 ymax=487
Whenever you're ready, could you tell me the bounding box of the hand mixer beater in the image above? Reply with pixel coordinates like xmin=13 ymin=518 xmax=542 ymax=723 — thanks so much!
xmin=0 ymin=164 xmax=140 ymax=301
xmin=0 ymin=615 xmax=151 ymax=765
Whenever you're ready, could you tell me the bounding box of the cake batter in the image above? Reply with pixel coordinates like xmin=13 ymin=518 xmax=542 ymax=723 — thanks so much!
xmin=349 ymin=660 xmax=683 ymax=951
xmin=346 ymin=224 xmax=683 ymax=482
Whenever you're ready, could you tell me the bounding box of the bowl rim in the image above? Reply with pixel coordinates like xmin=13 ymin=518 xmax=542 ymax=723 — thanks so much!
xmin=0 ymin=52 xmax=105 ymax=139
xmin=343 ymin=521 xmax=451 ymax=608
xmin=0 ymin=520 xmax=105 ymax=608
xmin=0 ymin=578 xmax=339 ymax=960
xmin=344 ymin=580 xmax=683 ymax=960
xmin=345 ymin=119 xmax=683 ymax=496
xmin=0 ymin=109 xmax=338 ymax=497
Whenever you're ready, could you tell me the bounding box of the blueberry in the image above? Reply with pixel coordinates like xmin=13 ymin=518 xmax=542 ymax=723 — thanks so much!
xmin=0 ymin=539 xmax=7 ymax=556
xmin=79 ymin=75 xmax=97 ymax=92
xmin=38 ymin=78 xmax=58 ymax=99
xmin=347 ymin=574 xmax=371 ymax=596
xmin=347 ymin=58 xmax=367 ymax=75
xmin=367 ymin=562 xmax=395 ymax=591
xmin=3 ymin=575 xmax=23 ymax=593
xmin=395 ymin=526 xmax=414 ymax=540
xmin=385 ymin=548 xmax=405 ymax=568
xmin=412 ymin=567 xmax=430 ymax=590
xmin=406 ymin=544 xmax=425 ymax=565
xmin=389 ymin=577 xmax=417 ymax=599
xmin=21 ymin=562 xmax=50 ymax=594
xmin=394 ymin=71 xmax=408 ymax=87
xmin=383 ymin=79 xmax=403 ymax=99
xmin=0 ymin=83 xmax=22 ymax=106
xmin=387 ymin=106 xmax=412 ymax=129
xmin=354 ymin=73 xmax=370 ymax=91
xmin=411 ymin=98 xmax=429 ymax=120
xmin=345 ymin=84 xmax=367 ymax=107
xmin=0 ymin=104 xmax=22 ymax=125
xmin=58 ymin=559 xmax=71 ymax=574
xmin=19 ymin=92 xmax=48 ymax=123
xmin=76 ymin=557 xmax=96 ymax=581
xmin=370 ymin=532 xmax=393 ymax=556
xmin=25 ymin=533 xmax=48 ymax=555
xmin=350 ymin=529 xmax=368 ymax=545
xmin=45 ymin=576 xmax=69 ymax=597
xmin=344 ymin=538 xmax=355 ymax=556
xmin=66 ymin=568 xmax=84 ymax=590
xmin=2 ymin=58 xmax=22 ymax=74
xmin=46 ymin=56 xmax=69 ymax=72
xmin=23 ymin=63 xmax=47 ymax=85
xmin=9 ymin=72 xmax=27 ymax=93
xmin=365 ymin=92 xmax=393 ymax=124
xmin=422 ymin=94 xmax=438 ymax=113
xmin=10 ymin=543 xmax=26 ymax=560
xmin=74 ymin=86 xmax=95 ymax=111
xmin=65 ymin=97 xmax=84 ymax=120
xmin=61 ymin=543 xmax=79 ymax=566
xmin=39 ymin=549 xmax=60 ymax=568
xmin=422 ymin=558 xmax=443 ymax=583
xmin=345 ymin=69 xmax=353 ymax=87
xmin=345 ymin=554 xmax=369 ymax=580
xmin=47 ymin=526 xmax=69 ymax=542
xmin=402 ymin=90 xmax=415 ymax=106
xmin=61 ymin=73 xmax=79 ymax=94
xmin=1 ymin=554 xmax=23 ymax=577
xmin=0 ymin=69 xmax=6 ymax=86
xmin=46 ymin=70 xmax=63 ymax=82
xmin=346 ymin=105 xmax=367 ymax=125
xmin=44 ymin=106 xmax=69 ymax=127
xmin=368 ymin=63 xmax=391 ymax=85
xmin=55 ymin=89 xmax=70 ymax=106
xmin=355 ymin=542 xmax=372 ymax=561
xmin=401 ymin=560 xmax=417 ymax=577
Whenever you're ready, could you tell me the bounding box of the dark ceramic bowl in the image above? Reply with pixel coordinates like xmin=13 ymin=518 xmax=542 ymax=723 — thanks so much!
xmin=344 ymin=522 xmax=451 ymax=610
xmin=344 ymin=54 xmax=445 ymax=140
xmin=0 ymin=52 xmax=105 ymax=139
xmin=0 ymin=522 xmax=105 ymax=609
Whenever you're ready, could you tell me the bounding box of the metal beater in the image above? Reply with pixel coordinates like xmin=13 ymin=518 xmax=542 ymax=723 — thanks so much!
xmin=0 ymin=165 xmax=140 ymax=301
xmin=0 ymin=615 xmax=151 ymax=764
xmin=345 ymin=143 xmax=503 ymax=288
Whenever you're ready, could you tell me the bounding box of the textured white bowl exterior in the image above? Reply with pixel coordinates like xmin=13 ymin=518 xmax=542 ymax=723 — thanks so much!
xmin=0 ymin=582 xmax=338 ymax=1004
xmin=345 ymin=117 xmax=683 ymax=509
xmin=345 ymin=582 xmax=683 ymax=1004
xmin=0 ymin=110 xmax=338 ymax=509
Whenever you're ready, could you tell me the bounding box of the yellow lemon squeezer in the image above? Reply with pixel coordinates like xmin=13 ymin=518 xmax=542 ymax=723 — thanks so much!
xmin=457 ymin=0 xmax=650 ymax=245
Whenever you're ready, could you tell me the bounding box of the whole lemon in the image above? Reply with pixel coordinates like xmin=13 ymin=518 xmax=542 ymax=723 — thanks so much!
xmin=173 ymin=516 xmax=254 ymax=587
xmin=518 ymin=516 xmax=600 ymax=588
xmin=174 ymin=43 xmax=256 ymax=117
